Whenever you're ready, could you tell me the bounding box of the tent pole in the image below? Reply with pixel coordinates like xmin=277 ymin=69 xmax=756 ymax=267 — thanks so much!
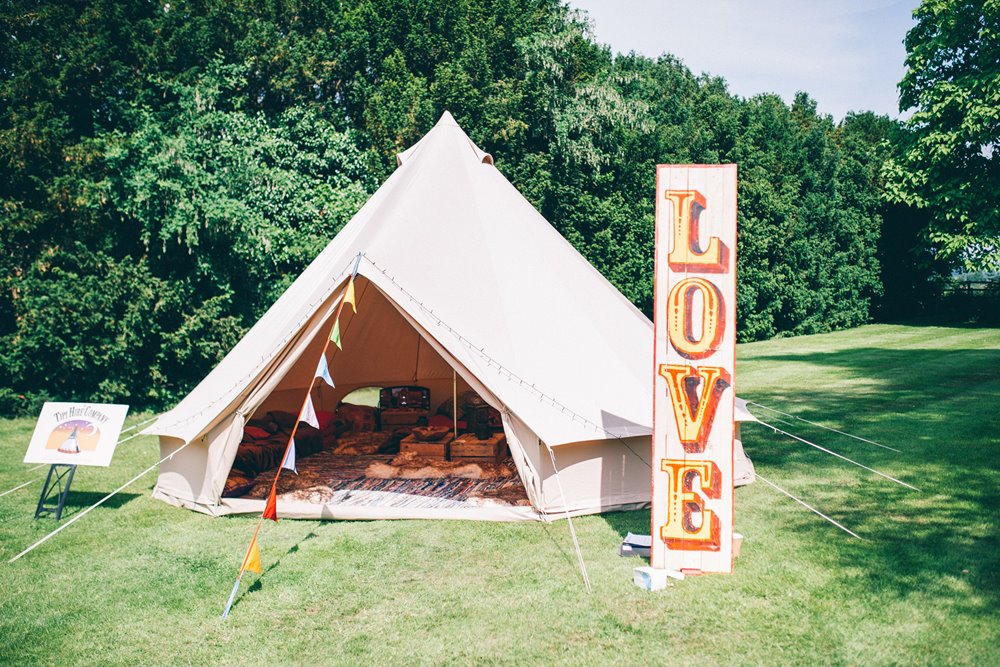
xmin=545 ymin=443 xmax=592 ymax=594
xmin=453 ymin=369 xmax=458 ymax=440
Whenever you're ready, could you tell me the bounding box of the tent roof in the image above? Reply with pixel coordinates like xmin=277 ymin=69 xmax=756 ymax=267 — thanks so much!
xmin=145 ymin=111 xmax=654 ymax=447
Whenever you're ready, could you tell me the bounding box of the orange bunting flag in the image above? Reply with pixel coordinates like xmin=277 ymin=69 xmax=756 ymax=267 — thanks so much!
xmin=263 ymin=486 xmax=278 ymax=522
xmin=242 ymin=536 xmax=262 ymax=575
xmin=344 ymin=278 xmax=357 ymax=313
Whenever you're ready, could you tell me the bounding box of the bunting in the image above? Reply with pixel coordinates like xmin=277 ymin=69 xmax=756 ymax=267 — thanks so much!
xmin=316 ymin=355 xmax=334 ymax=388
xmin=226 ymin=259 xmax=363 ymax=619
xmin=241 ymin=536 xmax=262 ymax=575
xmin=263 ymin=486 xmax=278 ymax=522
xmin=301 ymin=395 xmax=319 ymax=430
xmin=331 ymin=319 xmax=342 ymax=350
xmin=282 ymin=438 xmax=298 ymax=475
xmin=344 ymin=277 xmax=357 ymax=313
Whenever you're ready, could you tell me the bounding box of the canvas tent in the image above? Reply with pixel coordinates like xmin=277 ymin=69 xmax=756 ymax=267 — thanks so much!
xmin=144 ymin=111 xmax=754 ymax=521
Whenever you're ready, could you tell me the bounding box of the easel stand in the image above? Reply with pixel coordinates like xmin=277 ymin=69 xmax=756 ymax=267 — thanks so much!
xmin=34 ymin=464 xmax=77 ymax=520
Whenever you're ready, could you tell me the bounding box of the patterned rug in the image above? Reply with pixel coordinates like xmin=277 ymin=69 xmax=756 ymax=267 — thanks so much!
xmin=243 ymin=448 xmax=530 ymax=508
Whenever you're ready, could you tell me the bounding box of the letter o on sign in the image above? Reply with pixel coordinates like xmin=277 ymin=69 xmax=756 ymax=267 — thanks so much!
xmin=667 ymin=277 xmax=725 ymax=360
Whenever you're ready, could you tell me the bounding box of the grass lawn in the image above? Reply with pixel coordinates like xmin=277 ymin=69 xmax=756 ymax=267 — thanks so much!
xmin=1 ymin=323 xmax=998 ymax=665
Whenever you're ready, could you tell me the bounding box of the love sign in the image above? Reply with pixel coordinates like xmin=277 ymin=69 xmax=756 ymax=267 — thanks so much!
xmin=652 ymin=165 xmax=737 ymax=574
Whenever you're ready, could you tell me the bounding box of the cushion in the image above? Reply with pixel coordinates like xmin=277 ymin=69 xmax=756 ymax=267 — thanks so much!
xmin=243 ymin=426 xmax=271 ymax=440
xmin=295 ymin=425 xmax=323 ymax=457
xmin=412 ymin=426 xmax=451 ymax=442
xmin=428 ymin=414 xmax=465 ymax=430
xmin=334 ymin=431 xmax=391 ymax=455
xmin=337 ymin=403 xmax=378 ymax=432
xmin=267 ymin=410 xmax=299 ymax=431
xmin=315 ymin=410 xmax=336 ymax=430
xmin=222 ymin=471 xmax=254 ymax=498
xmin=322 ymin=418 xmax=351 ymax=438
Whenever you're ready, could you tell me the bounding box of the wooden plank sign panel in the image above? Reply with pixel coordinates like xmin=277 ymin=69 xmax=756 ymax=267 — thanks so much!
xmin=651 ymin=165 xmax=737 ymax=574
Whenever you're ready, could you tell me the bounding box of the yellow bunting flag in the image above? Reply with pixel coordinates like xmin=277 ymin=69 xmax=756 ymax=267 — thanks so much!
xmin=344 ymin=278 xmax=357 ymax=313
xmin=330 ymin=319 xmax=342 ymax=350
xmin=242 ymin=536 xmax=262 ymax=575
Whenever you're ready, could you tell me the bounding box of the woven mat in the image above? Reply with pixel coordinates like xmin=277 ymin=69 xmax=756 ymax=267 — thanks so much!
xmin=243 ymin=448 xmax=529 ymax=507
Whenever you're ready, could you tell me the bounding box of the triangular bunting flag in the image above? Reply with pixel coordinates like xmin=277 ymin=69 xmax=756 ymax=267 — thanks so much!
xmin=330 ymin=319 xmax=342 ymax=350
xmin=282 ymin=438 xmax=298 ymax=474
xmin=301 ymin=395 xmax=319 ymax=430
xmin=241 ymin=536 xmax=262 ymax=575
xmin=263 ymin=486 xmax=278 ymax=522
xmin=315 ymin=354 xmax=334 ymax=388
xmin=344 ymin=278 xmax=357 ymax=313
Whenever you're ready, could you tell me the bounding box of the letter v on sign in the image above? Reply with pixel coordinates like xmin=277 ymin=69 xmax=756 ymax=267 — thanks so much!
xmin=658 ymin=364 xmax=731 ymax=453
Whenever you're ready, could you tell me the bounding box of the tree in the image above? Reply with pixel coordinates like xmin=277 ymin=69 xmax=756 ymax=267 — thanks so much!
xmin=0 ymin=0 xmax=901 ymax=414
xmin=885 ymin=0 xmax=1000 ymax=269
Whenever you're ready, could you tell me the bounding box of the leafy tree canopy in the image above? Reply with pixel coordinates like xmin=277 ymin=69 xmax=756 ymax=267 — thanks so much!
xmin=1 ymin=0 xmax=894 ymax=414
xmin=885 ymin=0 xmax=1000 ymax=269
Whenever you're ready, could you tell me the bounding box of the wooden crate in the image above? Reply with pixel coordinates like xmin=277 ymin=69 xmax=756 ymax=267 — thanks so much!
xmin=450 ymin=432 xmax=507 ymax=463
xmin=381 ymin=408 xmax=429 ymax=428
xmin=400 ymin=433 xmax=452 ymax=459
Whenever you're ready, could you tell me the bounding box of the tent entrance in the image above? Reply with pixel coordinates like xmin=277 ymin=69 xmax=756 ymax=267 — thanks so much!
xmin=219 ymin=276 xmax=532 ymax=515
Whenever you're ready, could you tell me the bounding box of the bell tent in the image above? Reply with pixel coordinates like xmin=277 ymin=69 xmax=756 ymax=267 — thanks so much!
xmin=144 ymin=111 xmax=751 ymax=521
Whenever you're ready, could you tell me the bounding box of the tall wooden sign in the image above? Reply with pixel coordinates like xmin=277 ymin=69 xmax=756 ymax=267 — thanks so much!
xmin=652 ymin=165 xmax=737 ymax=574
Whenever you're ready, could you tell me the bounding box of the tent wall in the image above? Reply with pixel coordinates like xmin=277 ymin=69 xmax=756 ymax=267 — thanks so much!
xmin=534 ymin=437 xmax=651 ymax=516
xmin=152 ymin=415 xmax=243 ymax=506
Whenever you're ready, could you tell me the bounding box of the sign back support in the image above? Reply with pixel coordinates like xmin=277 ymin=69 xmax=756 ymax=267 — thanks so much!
xmin=651 ymin=165 xmax=737 ymax=574
xmin=34 ymin=464 xmax=77 ymax=520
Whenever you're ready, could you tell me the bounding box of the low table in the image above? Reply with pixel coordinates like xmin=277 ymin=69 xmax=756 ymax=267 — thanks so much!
xmin=399 ymin=432 xmax=453 ymax=459
xmin=450 ymin=432 xmax=507 ymax=464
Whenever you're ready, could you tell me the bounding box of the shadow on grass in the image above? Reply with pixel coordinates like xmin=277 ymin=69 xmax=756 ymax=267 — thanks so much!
xmin=875 ymin=314 xmax=1000 ymax=329
xmin=759 ymin=468 xmax=1000 ymax=615
xmin=739 ymin=457 xmax=1000 ymax=612
xmin=600 ymin=509 xmax=650 ymax=541
xmin=539 ymin=520 xmax=585 ymax=570
xmin=46 ymin=492 xmax=142 ymax=519
xmin=232 ymin=525 xmax=323 ymax=611
xmin=745 ymin=348 xmax=1000 ymax=415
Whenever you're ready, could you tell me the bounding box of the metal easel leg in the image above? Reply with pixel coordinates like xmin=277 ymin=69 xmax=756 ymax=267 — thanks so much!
xmin=34 ymin=464 xmax=77 ymax=520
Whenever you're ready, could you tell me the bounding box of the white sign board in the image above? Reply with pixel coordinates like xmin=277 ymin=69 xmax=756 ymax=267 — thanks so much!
xmin=652 ymin=165 xmax=737 ymax=574
xmin=23 ymin=403 xmax=130 ymax=467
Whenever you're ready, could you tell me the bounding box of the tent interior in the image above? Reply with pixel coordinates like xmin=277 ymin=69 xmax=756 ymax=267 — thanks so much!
xmin=221 ymin=275 xmax=533 ymax=512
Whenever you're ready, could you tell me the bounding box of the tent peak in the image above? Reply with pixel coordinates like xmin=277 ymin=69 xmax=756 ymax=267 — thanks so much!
xmin=436 ymin=110 xmax=458 ymax=126
xmin=396 ymin=110 xmax=494 ymax=167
